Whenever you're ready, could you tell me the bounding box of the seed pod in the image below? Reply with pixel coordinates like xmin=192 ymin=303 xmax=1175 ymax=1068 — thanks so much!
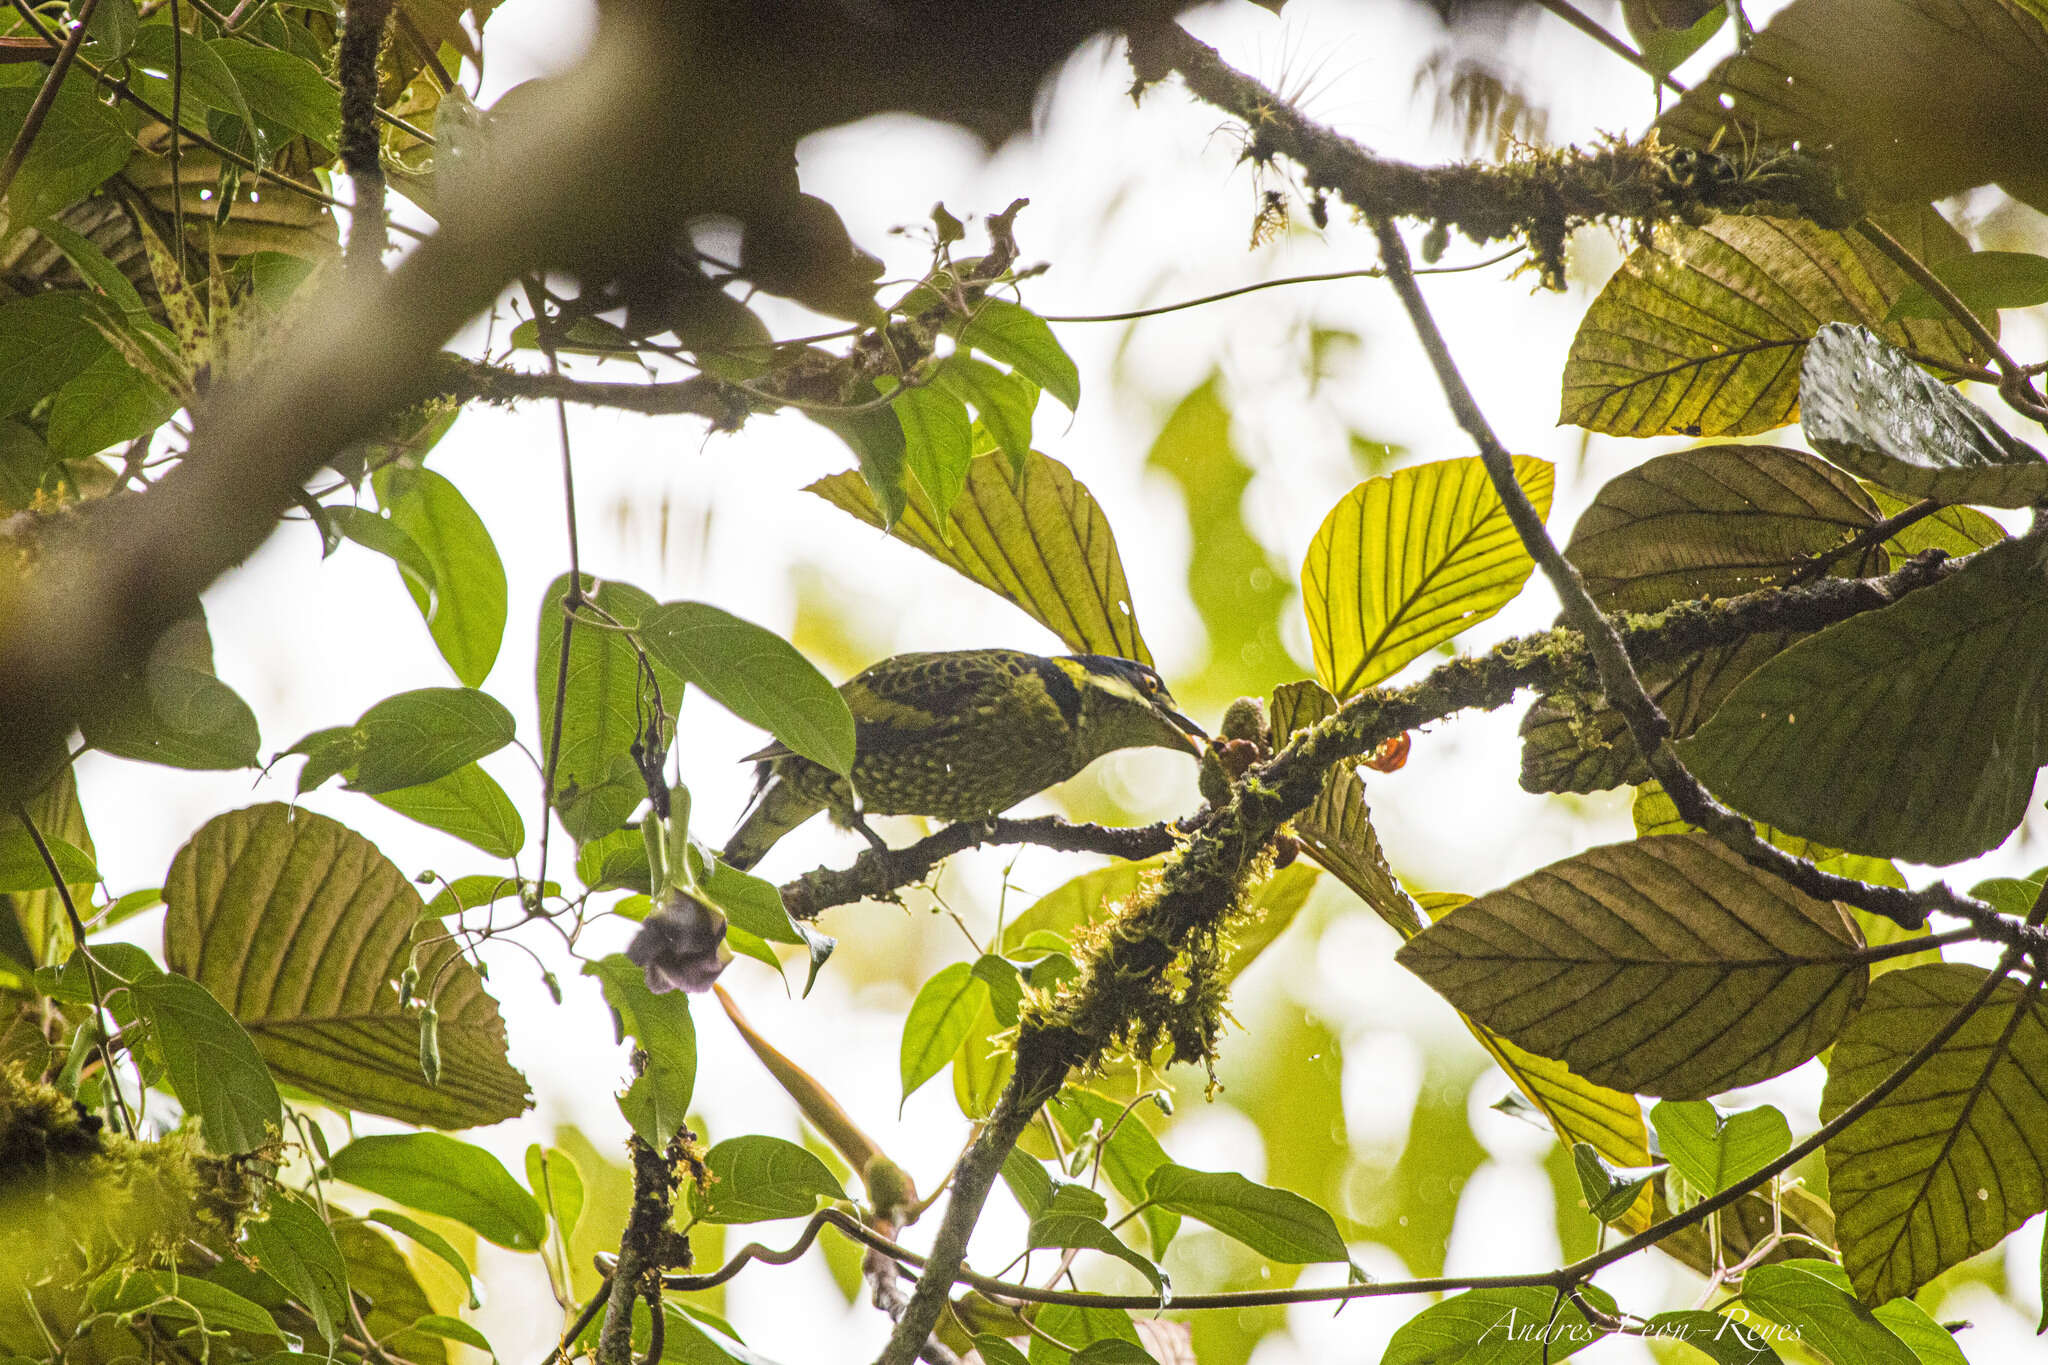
xmin=417 ymin=1005 xmax=441 ymax=1085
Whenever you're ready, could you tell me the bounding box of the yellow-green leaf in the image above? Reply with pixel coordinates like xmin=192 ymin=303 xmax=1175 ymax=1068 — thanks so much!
xmin=1303 ymin=455 xmax=1553 ymax=696
xmin=808 ymin=449 xmax=1151 ymax=663
xmin=164 ymin=804 xmax=531 ymax=1128
xmin=1560 ymin=211 xmax=1987 ymax=438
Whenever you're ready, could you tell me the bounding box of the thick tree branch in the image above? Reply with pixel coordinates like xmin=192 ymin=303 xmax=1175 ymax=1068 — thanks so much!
xmin=338 ymin=0 xmax=397 ymax=270
xmin=1124 ymin=21 xmax=1855 ymax=284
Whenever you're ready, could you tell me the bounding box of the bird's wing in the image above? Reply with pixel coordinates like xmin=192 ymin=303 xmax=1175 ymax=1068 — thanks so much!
xmin=844 ymin=651 xmax=1036 ymax=752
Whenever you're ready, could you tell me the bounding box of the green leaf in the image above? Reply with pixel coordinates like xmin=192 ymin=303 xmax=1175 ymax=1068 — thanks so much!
xmin=81 ymin=609 xmax=261 ymax=771
xmin=364 ymin=1210 xmax=478 ymax=1309
xmin=638 ymin=602 xmax=854 ymax=777
xmin=46 ymin=346 xmax=179 ymax=461
xmin=1649 ymin=1100 xmax=1791 ymax=1198
xmin=1863 ymin=485 xmax=2005 ymax=565
xmin=1002 ymin=1148 xmax=1054 ymax=1219
xmin=1303 ymin=455 xmax=1554 ymax=696
xmin=893 ymin=382 xmax=973 ymax=524
xmin=1680 ymin=536 xmax=2048 ymax=864
xmin=373 ymin=763 xmax=525 ymax=858
xmin=211 ymin=42 xmax=340 ymax=148
xmin=956 ymin=298 xmax=1079 ymax=410
xmin=1472 ymin=1025 xmax=1656 ymax=1233
xmin=1146 ymin=375 xmax=1294 ymax=699
xmin=1381 ymin=1285 xmax=1615 ymax=1364
xmin=1802 ymin=324 xmax=2048 ymax=508
xmin=952 ymin=989 xmax=1014 ymax=1121
xmin=1560 ymin=210 xmax=1987 ymax=437
xmin=972 ymin=1336 xmax=1031 ymax=1365
xmin=84 ymin=1269 xmax=284 ymax=1339
xmin=337 ymin=688 xmax=516 ymax=794
xmin=130 ymin=971 xmax=281 ymax=1154
xmin=1396 ymin=833 xmax=1866 ymax=1098
xmin=33 ymin=217 xmax=146 ymax=315
xmin=329 ymin=505 xmax=439 ymax=598
xmin=1631 ymin=1 xmax=1725 ymax=76
xmin=128 ymin=25 xmax=252 ymax=137
xmin=376 ymin=466 xmax=507 ymax=689
xmin=537 ymin=574 xmax=682 ymax=841
xmin=1820 ymin=964 xmax=2048 ymax=1303
xmin=1048 ymin=1088 xmax=1179 ymax=1256
xmin=333 ymin=1223 xmax=446 ymax=1365
xmin=1886 ymin=250 xmax=2048 ymax=320
xmin=1027 ymin=1213 xmax=1164 ymax=1296
xmin=164 ymin=804 xmax=531 ymax=1128
xmin=1869 ymin=1299 xmax=1967 ymax=1365
xmin=900 ymin=961 xmax=986 ymax=1108
xmin=1640 ymin=1311 xmax=1782 ymax=1365
xmin=934 ymin=355 xmax=1035 ymax=473
xmin=585 ymin=953 xmax=696 ymax=1148
xmin=423 ymin=874 xmax=545 ymax=919
xmin=809 ymin=448 xmax=1153 ymax=663
xmin=241 ymin=1192 xmax=349 ymax=1344
xmin=85 ymin=0 xmax=140 ymax=60
xmin=694 ymin=1135 xmax=845 ymax=1223
xmin=1970 ymin=866 xmax=2048 ymax=920
xmin=0 ymin=294 xmax=110 ymax=418
xmin=1144 ymin=1163 xmax=1347 ymax=1263
xmin=576 ymin=827 xmax=651 ymax=893
xmin=699 ymin=855 xmax=802 ymax=945
xmin=1738 ymin=1260 xmax=1916 ymax=1365
xmin=328 ymin=1133 xmax=546 ymax=1251
xmin=0 ymin=827 xmax=97 ymax=891
xmin=806 ymin=394 xmax=907 ymax=528
xmin=402 ymin=1315 xmax=494 ymax=1358
xmin=1571 ymin=1142 xmax=1659 ymax=1225
xmin=1001 ymin=857 xmax=1165 ymax=954
xmin=1029 ymin=1305 xmax=1142 ymax=1365
xmin=0 ymin=71 xmax=133 ymax=225
xmin=524 ymin=1145 xmax=585 ymax=1241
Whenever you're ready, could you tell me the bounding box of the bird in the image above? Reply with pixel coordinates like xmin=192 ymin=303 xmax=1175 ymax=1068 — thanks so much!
xmin=720 ymin=649 xmax=1207 ymax=870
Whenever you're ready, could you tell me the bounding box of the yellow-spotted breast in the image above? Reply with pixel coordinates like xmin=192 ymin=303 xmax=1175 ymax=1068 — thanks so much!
xmin=720 ymin=649 xmax=1207 ymax=870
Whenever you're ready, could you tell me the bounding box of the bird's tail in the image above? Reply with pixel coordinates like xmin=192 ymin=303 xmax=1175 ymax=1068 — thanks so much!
xmin=720 ymin=763 xmax=827 ymax=871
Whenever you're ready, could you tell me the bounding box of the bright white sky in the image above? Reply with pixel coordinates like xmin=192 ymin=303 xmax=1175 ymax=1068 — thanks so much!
xmin=77 ymin=1 xmax=2048 ymax=1360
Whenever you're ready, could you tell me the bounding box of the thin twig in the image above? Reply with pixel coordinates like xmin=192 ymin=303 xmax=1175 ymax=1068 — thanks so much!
xmin=1038 ymin=251 xmax=1523 ymax=324
xmin=527 ymin=277 xmax=584 ymax=934
xmin=15 ymin=799 xmax=135 ymax=1137
xmin=1783 ymin=496 xmax=1943 ymax=586
xmin=1532 ymin=0 xmax=1688 ymax=95
xmin=0 ymin=0 xmax=103 ymax=203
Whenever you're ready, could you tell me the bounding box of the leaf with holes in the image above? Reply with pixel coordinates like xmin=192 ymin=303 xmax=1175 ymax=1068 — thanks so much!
xmin=1820 ymin=964 xmax=2048 ymax=1303
xmin=1802 ymin=323 xmax=2048 ymax=508
xmin=1396 ymin=833 xmax=1867 ymax=1098
xmin=1560 ymin=209 xmax=1986 ymax=437
xmin=1303 ymin=455 xmax=1553 ymax=696
xmin=164 ymin=804 xmax=531 ymax=1128
xmin=1680 ymin=536 xmax=2048 ymax=864
xmin=809 ymin=449 xmax=1151 ymax=663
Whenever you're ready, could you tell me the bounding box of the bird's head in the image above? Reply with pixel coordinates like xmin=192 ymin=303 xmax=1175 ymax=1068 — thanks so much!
xmin=1059 ymin=654 xmax=1207 ymax=759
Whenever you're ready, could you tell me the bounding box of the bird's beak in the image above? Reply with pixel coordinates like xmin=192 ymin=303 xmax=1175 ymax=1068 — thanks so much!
xmin=1159 ymin=702 xmax=1207 ymax=755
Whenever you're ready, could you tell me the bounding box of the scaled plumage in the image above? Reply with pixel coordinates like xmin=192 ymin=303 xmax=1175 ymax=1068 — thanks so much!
xmin=722 ymin=649 xmax=1206 ymax=870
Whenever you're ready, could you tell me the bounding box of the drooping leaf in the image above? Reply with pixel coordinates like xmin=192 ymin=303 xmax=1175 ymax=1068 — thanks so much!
xmin=0 ymin=767 xmax=96 ymax=965
xmin=952 ymin=990 xmax=1015 ymax=1121
xmin=333 ymin=1221 xmax=447 ymax=1365
xmin=525 ymin=1144 xmax=586 ymax=1242
xmin=892 ymin=381 xmax=974 ymax=524
xmin=1048 ymin=1088 xmax=1180 ymax=1256
xmin=241 ymin=1192 xmax=350 ymax=1344
xmin=809 ymin=449 xmax=1152 ymax=663
xmin=955 ymin=298 xmax=1080 ymax=411
xmin=1560 ymin=211 xmax=1987 ymax=437
xmin=130 ymin=971 xmax=282 ymax=1155
xmin=1146 ymin=376 xmax=1293 ymax=700
xmin=1303 ymin=455 xmax=1553 ymax=696
xmin=1738 ymin=1260 xmax=1916 ymax=1364
xmin=330 ymin=1133 xmax=546 ymax=1251
xmin=698 ymin=855 xmax=803 ymax=945
xmin=376 ymin=466 xmax=507 ymax=689
xmin=900 ymin=961 xmax=986 ymax=1107
xmin=164 ymin=804 xmax=531 ymax=1128
xmin=934 ymin=354 xmax=1036 ymax=473
xmin=585 ymin=953 xmax=696 ymax=1149
xmin=1655 ymin=0 xmax=2048 ymax=213
xmin=692 ymin=1135 xmax=845 ymax=1224
xmin=1396 ymin=833 xmax=1866 ymax=1098
xmin=806 ymin=388 xmax=907 ymax=528
xmin=365 ymin=1209 xmax=478 ymax=1309
xmin=1820 ymin=964 xmax=2048 ymax=1303
xmin=372 ymin=762 xmax=525 ymax=858
xmin=537 ymin=575 xmax=682 ymax=841
xmin=329 ymin=505 xmax=439 ymax=598
xmin=1680 ymin=536 xmax=2048 ymax=864
xmin=638 ymin=603 xmax=854 ymax=777
xmin=0 ymin=827 xmax=98 ymax=892
xmin=1028 ymin=1212 xmax=1165 ymax=1296
xmin=1381 ymin=1285 xmax=1616 ymax=1364
xmin=1144 ymin=1164 xmax=1348 ymax=1264
xmin=1572 ymin=1142 xmax=1660 ymax=1225
xmin=1649 ymin=1100 xmax=1791 ymax=1198
xmin=1800 ymin=323 xmax=2048 ymax=508
xmin=82 ymin=612 xmax=261 ymax=770
xmin=1479 ymin=1029 xmax=1656 ymax=1233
